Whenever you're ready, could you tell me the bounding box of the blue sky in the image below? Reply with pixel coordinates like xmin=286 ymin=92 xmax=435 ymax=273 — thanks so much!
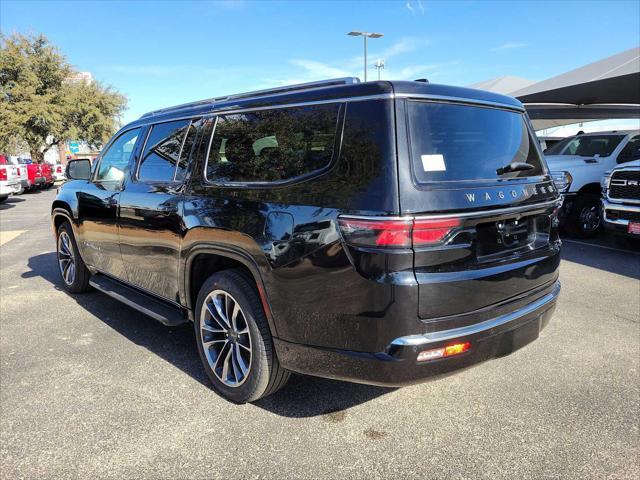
xmin=2 ymin=0 xmax=639 ymax=124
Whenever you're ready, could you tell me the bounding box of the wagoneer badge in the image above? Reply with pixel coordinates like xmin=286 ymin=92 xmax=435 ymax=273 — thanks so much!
xmin=464 ymin=184 xmax=552 ymax=203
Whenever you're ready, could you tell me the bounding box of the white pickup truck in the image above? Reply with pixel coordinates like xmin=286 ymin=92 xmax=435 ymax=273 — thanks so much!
xmin=601 ymin=159 xmax=640 ymax=239
xmin=545 ymin=130 xmax=640 ymax=237
xmin=0 ymin=162 xmax=21 ymax=203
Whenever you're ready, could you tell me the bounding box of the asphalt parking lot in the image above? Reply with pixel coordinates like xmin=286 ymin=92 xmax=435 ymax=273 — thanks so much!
xmin=1 ymin=189 xmax=638 ymax=479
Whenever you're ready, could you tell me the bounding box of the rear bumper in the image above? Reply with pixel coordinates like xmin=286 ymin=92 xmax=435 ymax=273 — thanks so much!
xmin=275 ymin=281 xmax=560 ymax=387
xmin=0 ymin=181 xmax=20 ymax=195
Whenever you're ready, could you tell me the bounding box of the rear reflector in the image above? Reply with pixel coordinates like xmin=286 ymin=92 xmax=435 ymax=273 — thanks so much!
xmin=338 ymin=216 xmax=460 ymax=248
xmin=417 ymin=342 xmax=471 ymax=362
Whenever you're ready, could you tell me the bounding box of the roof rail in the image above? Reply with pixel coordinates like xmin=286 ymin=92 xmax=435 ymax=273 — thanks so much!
xmin=140 ymin=77 xmax=360 ymax=119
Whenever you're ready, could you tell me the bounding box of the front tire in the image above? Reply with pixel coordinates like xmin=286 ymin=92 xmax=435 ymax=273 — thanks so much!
xmin=566 ymin=194 xmax=602 ymax=238
xmin=194 ymin=270 xmax=290 ymax=403
xmin=56 ymin=221 xmax=91 ymax=293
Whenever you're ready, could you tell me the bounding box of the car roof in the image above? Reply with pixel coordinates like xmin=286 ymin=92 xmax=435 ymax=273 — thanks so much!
xmin=125 ymin=78 xmax=524 ymax=129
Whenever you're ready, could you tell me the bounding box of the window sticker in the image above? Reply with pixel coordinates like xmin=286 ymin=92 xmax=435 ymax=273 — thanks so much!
xmin=421 ymin=154 xmax=446 ymax=172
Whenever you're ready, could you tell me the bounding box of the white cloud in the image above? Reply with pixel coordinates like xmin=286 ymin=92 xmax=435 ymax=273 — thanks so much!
xmin=288 ymin=59 xmax=351 ymax=79
xmin=406 ymin=0 xmax=425 ymax=15
xmin=396 ymin=64 xmax=440 ymax=79
xmin=349 ymin=37 xmax=430 ymax=68
xmin=491 ymin=42 xmax=529 ymax=51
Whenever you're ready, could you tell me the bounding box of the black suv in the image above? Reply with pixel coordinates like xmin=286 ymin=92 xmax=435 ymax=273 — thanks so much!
xmin=52 ymin=78 xmax=561 ymax=403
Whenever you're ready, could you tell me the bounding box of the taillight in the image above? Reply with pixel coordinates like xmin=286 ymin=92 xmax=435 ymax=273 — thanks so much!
xmin=56 ymin=166 xmax=62 ymax=173
xmin=338 ymin=216 xmax=460 ymax=248
xmin=0 ymin=168 xmax=6 ymax=181
xmin=412 ymin=218 xmax=461 ymax=245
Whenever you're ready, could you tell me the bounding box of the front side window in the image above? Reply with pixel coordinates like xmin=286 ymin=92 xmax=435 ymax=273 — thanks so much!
xmin=138 ymin=120 xmax=192 ymax=182
xmin=206 ymin=104 xmax=340 ymax=183
xmin=545 ymin=134 xmax=625 ymax=157
xmin=95 ymin=128 xmax=141 ymax=182
xmin=408 ymin=101 xmax=545 ymax=183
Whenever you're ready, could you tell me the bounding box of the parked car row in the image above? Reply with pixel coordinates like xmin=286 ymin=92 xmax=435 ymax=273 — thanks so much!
xmin=545 ymin=130 xmax=640 ymax=238
xmin=0 ymin=155 xmax=65 ymax=203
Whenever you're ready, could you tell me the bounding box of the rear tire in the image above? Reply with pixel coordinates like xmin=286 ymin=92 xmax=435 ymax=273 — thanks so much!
xmin=566 ymin=194 xmax=601 ymax=238
xmin=0 ymin=195 xmax=7 ymax=203
xmin=56 ymin=221 xmax=91 ymax=293
xmin=194 ymin=269 xmax=290 ymax=403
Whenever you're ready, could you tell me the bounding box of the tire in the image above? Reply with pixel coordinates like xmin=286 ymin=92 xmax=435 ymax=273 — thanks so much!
xmin=194 ymin=269 xmax=290 ymax=403
xmin=0 ymin=195 xmax=7 ymax=203
xmin=566 ymin=194 xmax=602 ymax=238
xmin=56 ymin=221 xmax=91 ymax=293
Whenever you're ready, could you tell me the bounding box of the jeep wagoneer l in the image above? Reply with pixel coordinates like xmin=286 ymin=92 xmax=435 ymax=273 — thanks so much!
xmin=52 ymin=78 xmax=561 ymax=403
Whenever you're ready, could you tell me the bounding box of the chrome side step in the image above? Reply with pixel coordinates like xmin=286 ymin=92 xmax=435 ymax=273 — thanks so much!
xmin=89 ymin=274 xmax=188 ymax=327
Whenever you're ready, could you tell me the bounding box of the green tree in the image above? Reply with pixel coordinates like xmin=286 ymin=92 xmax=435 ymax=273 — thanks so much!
xmin=0 ymin=33 xmax=126 ymax=162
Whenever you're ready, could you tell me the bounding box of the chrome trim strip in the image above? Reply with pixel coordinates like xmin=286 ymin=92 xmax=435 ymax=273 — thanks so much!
xmin=395 ymin=93 xmax=525 ymax=112
xmin=340 ymin=199 xmax=559 ymax=222
xmin=141 ymin=77 xmax=361 ymax=118
xmin=131 ymin=95 xmax=395 ymax=128
xmin=391 ymin=282 xmax=561 ymax=346
xmin=206 ymin=94 xmax=393 ymax=117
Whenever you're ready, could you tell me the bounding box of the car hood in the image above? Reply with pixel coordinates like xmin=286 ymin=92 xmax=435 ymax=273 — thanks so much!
xmin=544 ymin=155 xmax=600 ymax=171
xmin=612 ymin=159 xmax=640 ymax=170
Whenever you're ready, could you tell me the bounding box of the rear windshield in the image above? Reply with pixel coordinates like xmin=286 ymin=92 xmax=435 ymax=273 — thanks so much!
xmin=544 ymin=134 xmax=625 ymax=157
xmin=407 ymin=101 xmax=545 ymax=183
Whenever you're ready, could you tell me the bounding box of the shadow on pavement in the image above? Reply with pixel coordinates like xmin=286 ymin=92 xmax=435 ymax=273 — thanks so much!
xmin=561 ymin=236 xmax=640 ymax=280
xmin=0 ymin=196 xmax=26 ymax=210
xmin=24 ymin=251 xmax=393 ymax=417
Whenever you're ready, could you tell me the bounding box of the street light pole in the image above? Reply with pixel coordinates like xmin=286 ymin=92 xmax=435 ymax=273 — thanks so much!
xmin=364 ymin=35 xmax=367 ymax=82
xmin=348 ymin=31 xmax=383 ymax=82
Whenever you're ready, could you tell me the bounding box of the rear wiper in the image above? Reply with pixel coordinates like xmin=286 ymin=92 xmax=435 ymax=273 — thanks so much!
xmin=496 ymin=162 xmax=535 ymax=175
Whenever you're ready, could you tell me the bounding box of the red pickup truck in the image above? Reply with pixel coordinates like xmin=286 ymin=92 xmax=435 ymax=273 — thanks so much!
xmin=16 ymin=158 xmax=49 ymax=190
xmin=40 ymin=162 xmax=55 ymax=188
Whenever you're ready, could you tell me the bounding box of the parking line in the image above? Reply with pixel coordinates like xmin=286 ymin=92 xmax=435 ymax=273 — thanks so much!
xmin=562 ymin=238 xmax=640 ymax=255
xmin=0 ymin=230 xmax=26 ymax=247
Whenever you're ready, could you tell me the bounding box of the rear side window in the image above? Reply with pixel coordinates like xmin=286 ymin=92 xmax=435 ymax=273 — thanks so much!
xmin=206 ymin=104 xmax=340 ymax=183
xmin=407 ymin=101 xmax=545 ymax=183
xmin=138 ymin=119 xmax=196 ymax=182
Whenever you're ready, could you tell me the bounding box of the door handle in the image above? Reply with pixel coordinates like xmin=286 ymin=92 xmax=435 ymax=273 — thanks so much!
xmin=158 ymin=204 xmax=178 ymax=214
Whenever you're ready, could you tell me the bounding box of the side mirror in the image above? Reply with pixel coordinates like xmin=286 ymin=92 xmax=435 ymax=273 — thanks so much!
xmin=66 ymin=159 xmax=91 ymax=180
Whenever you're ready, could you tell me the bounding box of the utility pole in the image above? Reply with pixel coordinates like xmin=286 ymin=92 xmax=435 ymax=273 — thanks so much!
xmin=347 ymin=31 xmax=383 ymax=81
xmin=374 ymin=59 xmax=385 ymax=80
